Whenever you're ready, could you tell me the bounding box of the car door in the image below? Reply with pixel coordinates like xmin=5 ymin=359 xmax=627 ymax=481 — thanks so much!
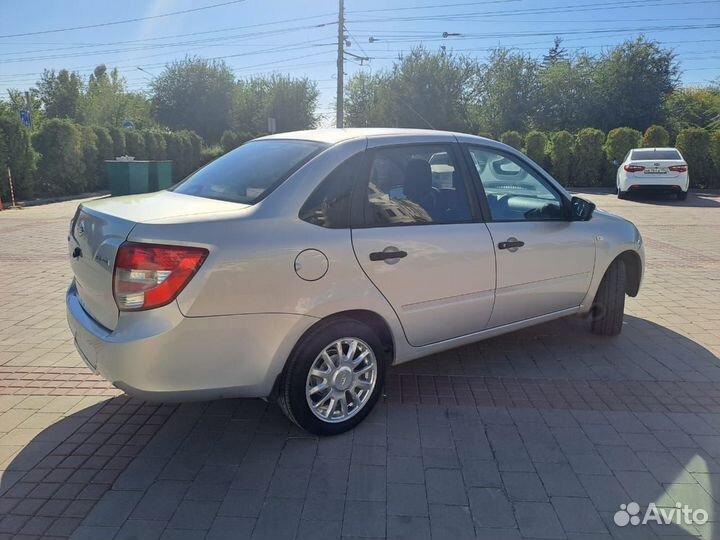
xmin=463 ymin=144 xmax=596 ymax=328
xmin=351 ymin=141 xmax=496 ymax=347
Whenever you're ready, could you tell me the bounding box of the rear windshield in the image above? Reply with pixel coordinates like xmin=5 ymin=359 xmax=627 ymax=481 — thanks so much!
xmin=630 ymin=149 xmax=681 ymax=161
xmin=172 ymin=139 xmax=327 ymax=204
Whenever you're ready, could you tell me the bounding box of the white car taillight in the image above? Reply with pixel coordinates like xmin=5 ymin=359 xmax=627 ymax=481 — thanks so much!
xmin=113 ymin=242 xmax=208 ymax=311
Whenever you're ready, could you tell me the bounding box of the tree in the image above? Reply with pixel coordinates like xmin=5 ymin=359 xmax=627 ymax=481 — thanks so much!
xmin=542 ymin=37 xmax=567 ymax=68
xmin=344 ymin=47 xmax=479 ymax=131
xmin=574 ymin=128 xmax=605 ymax=186
xmin=664 ymin=87 xmax=720 ymax=133
xmin=550 ymin=130 xmax=573 ymax=184
xmin=108 ymin=127 xmax=126 ymax=157
xmin=0 ymin=113 xmax=36 ymax=199
xmin=525 ymin=130 xmax=548 ymax=166
xmin=500 ymin=131 xmax=523 ymax=150
xmin=263 ymin=74 xmax=318 ymax=132
xmin=32 ymin=119 xmax=85 ymax=196
xmin=642 ymin=125 xmax=670 ymax=147
xmin=80 ymin=65 xmax=152 ymax=128
xmin=36 ymin=69 xmax=83 ymax=120
xmin=476 ymin=49 xmax=539 ymax=134
xmin=605 ymin=127 xmax=642 ymax=162
xmin=593 ymin=37 xmax=678 ymax=131
xmin=151 ymin=57 xmax=236 ymax=143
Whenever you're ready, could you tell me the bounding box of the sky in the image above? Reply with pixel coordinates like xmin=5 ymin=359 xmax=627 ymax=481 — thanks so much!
xmin=0 ymin=0 xmax=719 ymax=127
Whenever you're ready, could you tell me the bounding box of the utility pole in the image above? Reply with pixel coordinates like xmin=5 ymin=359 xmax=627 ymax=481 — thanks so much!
xmin=336 ymin=0 xmax=344 ymax=128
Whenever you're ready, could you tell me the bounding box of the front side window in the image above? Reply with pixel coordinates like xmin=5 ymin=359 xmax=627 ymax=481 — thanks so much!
xmin=362 ymin=145 xmax=473 ymax=226
xmin=300 ymin=153 xmax=363 ymax=228
xmin=172 ymin=140 xmax=326 ymax=204
xmin=467 ymin=146 xmax=566 ymax=222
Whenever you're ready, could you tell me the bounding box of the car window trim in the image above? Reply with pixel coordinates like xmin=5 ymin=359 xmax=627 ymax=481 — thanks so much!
xmin=350 ymin=141 xmax=485 ymax=229
xmin=460 ymin=143 xmax=573 ymax=223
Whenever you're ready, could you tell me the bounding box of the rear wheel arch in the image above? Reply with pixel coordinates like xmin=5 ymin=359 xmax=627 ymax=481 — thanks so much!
xmin=271 ymin=309 xmax=395 ymax=398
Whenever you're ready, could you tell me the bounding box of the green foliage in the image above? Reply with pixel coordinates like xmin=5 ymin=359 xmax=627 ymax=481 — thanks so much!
xmin=344 ymin=47 xmax=479 ymax=131
xmin=80 ymin=65 xmax=152 ymax=128
xmin=550 ymin=130 xmax=573 ymax=185
xmin=710 ymin=131 xmax=720 ymax=178
xmin=37 ymin=69 xmax=84 ymax=120
xmin=525 ymin=130 xmax=548 ymax=166
xmin=642 ymin=125 xmax=670 ymax=147
xmin=91 ymin=126 xmax=114 ymax=189
xmin=676 ymin=128 xmax=714 ymax=188
xmin=250 ymin=74 xmax=319 ymax=133
xmin=535 ymin=55 xmax=597 ymax=132
xmin=32 ymin=119 xmax=86 ymax=196
xmin=108 ymin=127 xmax=126 ymax=157
xmin=144 ymin=130 xmax=167 ymax=161
xmin=80 ymin=125 xmax=100 ymax=190
xmin=500 ymin=131 xmax=524 ymax=150
xmin=0 ymin=113 xmax=36 ymax=200
xmin=0 ymin=131 xmax=8 ymax=198
xmin=151 ymin=57 xmax=236 ymax=143
xmin=574 ymin=128 xmax=606 ymax=186
xmin=477 ymin=49 xmax=539 ymax=134
xmin=200 ymin=146 xmax=224 ymax=166
xmin=123 ymin=130 xmax=146 ymax=159
xmin=220 ymin=130 xmax=252 ymax=153
xmin=664 ymin=88 xmax=720 ymax=132
xmin=605 ymin=127 xmax=642 ymax=162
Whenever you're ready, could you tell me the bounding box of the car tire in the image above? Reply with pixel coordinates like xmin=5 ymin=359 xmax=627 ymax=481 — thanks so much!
xmin=617 ymin=190 xmax=627 ymax=200
xmin=677 ymin=190 xmax=688 ymax=201
xmin=278 ymin=318 xmax=386 ymax=436
xmin=590 ymin=259 xmax=626 ymax=336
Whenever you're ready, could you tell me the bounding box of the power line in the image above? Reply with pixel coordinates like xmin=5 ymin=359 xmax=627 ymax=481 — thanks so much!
xmin=0 ymin=0 xmax=250 ymax=39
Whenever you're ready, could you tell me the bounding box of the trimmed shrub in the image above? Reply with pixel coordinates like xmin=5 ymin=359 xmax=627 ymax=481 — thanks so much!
xmin=574 ymin=128 xmax=606 ymax=186
xmin=220 ymin=130 xmax=253 ymax=153
xmin=91 ymin=126 xmax=114 ymax=189
xmin=80 ymin=126 xmax=100 ymax=190
xmin=200 ymin=146 xmax=224 ymax=166
xmin=710 ymin=130 xmax=720 ymax=179
xmin=144 ymin=130 xmax=167 ymax=161
xmin=32 ymin=119 xmax=86 ymax=196
xmin=108 ymin=127 xmax=126 ymax=157
xmin=605 ymin=127 xmax=642 ymax=163
xmin=164 ymin=132 xmax=188 ymax=182
xmin=0 ymin=131 xmax=8 ymax=199
xmin=500 ymin=130 xmax=523 ymax=150
xmin=186 ymin=131 xmax=203 ymax=171
xmin=0 ymin=114 xmax=36 ymax=200
xmin=124 ymin=130 xmax=146 ymax=159
xmin=525 ymin=130 xmax=548 ymax=167
xmin=642 ymin=125 xmax=670 ymax=148
xmin=550 ymin=130 xmax=573 ymax=185
xmin=676 ymin=128 xmax=714 ymax=188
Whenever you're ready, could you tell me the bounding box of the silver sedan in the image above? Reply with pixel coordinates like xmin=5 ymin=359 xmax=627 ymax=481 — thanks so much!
xmin=66 ymin=128 xmax=644 ymax=434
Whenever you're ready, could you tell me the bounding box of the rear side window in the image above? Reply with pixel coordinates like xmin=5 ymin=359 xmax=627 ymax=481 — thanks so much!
xmin=300 ymin=153 xmax=363 ymax=229
xmin=172 ymin=140 xmax=326 ymax=204
xmin=630 ymin=149 xmax=682 ymax=160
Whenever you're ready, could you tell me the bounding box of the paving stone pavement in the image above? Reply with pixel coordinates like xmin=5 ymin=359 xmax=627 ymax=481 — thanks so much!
xmin=0 ymin=190 xmax=719 ymax=540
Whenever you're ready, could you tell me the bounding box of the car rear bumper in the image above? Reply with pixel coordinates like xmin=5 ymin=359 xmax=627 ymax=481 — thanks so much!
xmin=66 ymin=281 xmax=315 ymax=401
xmin=619 ymin=175 xmax=689 ymax=192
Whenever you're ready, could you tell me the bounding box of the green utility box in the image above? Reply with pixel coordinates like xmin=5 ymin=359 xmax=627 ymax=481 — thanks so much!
xmin=105 ymin=160 xmax=150 ymax=196
xmin=149 ymin=161 xmax=173 ymax=191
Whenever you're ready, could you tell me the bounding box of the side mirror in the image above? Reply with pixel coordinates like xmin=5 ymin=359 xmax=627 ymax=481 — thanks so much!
xmin=571 ymin=196 xmax=595 ymax=221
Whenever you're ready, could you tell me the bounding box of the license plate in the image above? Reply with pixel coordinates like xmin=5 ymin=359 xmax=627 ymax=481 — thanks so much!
xmin=644 ymin=168 xmax=666 ymax=174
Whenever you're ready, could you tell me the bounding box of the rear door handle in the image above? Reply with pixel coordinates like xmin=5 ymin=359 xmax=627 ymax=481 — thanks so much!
xmin=369 ymin=250 xmax=407 ymax=262
xmin=498 ymin=239 xmax=524 ymax=250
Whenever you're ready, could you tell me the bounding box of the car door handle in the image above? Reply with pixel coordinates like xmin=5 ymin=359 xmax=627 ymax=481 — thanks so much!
xmin=498 ymin=239 xmax=525 ymax=250
xmin=369 ymin=250 xmax=407 ymax=261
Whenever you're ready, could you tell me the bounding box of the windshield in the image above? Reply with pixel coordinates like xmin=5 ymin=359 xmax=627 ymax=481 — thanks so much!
xmin=172 ymin=139 xmax=327 ymax=204
xmin=630 ymin=149 xmax=682 ymax=161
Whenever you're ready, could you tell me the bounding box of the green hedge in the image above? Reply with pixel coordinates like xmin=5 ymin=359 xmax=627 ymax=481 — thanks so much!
xmin=574 ymin=128 xmax=605 ymax=186
xmin=33 ymin=119 xmax=86 ymax=196
xmin=676 ymin=128 xmax=714 ymax=188
xmin=525 ymin=130 xmax=548 ymax=167
xmin=642 ymin=125 xmax=670 ymax=148
xmin=549 ymin=131 xmax=573 ymax=185
xmin=606 ymin=127 xmax=643 ymax=163
xmin=0 ymin=114 xmax=36 ymax=200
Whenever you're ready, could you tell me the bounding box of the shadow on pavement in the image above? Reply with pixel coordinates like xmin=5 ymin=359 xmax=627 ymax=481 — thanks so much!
xmin=623 ymin=191 xmax=720 ymax=208
xmin=0 ymin=315 xmax=718 ymax=539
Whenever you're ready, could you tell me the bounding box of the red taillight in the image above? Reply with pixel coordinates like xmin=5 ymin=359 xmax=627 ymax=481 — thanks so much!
xmin=669 ymin=165 xmax=687 ymax=173
xmin=624 ymin=164 xmax=645 ymax=173
xmin=113 ymin=242 xmax=208 ymax=311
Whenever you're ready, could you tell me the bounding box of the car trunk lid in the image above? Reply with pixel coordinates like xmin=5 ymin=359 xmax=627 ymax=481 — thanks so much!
xmin=69 ymin=191 xmax=247 ymax=330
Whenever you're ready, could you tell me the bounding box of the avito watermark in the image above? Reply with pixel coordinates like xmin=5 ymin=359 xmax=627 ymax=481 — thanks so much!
xmin=614 ymin=501 xmax=708 ymax=527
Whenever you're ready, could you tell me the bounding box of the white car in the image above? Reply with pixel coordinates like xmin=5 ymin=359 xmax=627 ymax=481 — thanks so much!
xmin=67 ymin=128 xmax=644 ymax=435
xmin=617 ymin=147 xmax=689 ymax=200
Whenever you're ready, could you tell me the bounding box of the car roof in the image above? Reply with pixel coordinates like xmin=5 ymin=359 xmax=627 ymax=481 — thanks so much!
xmin=257 ymin=127 xmax=466 ymax=145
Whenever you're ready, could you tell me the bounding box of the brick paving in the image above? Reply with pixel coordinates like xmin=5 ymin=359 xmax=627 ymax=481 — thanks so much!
xmin=0 ymin=191 xmax=719 ymax=539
